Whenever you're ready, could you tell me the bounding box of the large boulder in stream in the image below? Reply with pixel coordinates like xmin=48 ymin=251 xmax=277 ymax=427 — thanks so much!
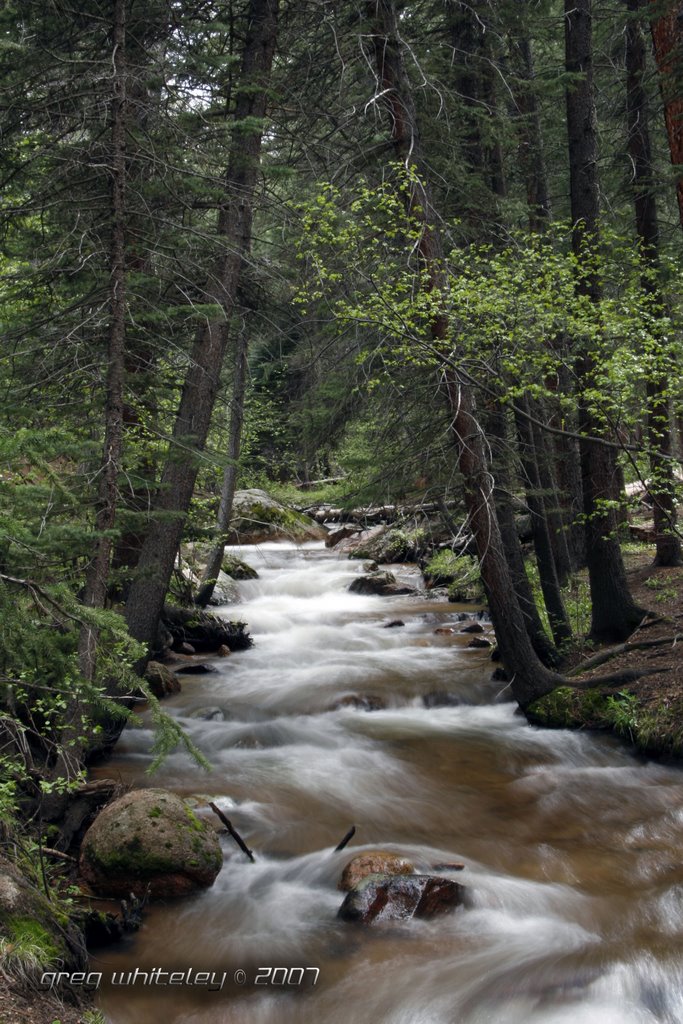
xmin=338 ymin=873 xmax=465 ymax=924
xmin=79 ymin=789 xmax=223 ymax=900
xmin=228 ymin=489 xmax=327 ymax=544
xmin=339 ymin=852 xmax=415 ymax=891
xmin=349 ymin=571 xmax=416 ymax=597
xmin=339 ymin=524 xmax=431 ymax=563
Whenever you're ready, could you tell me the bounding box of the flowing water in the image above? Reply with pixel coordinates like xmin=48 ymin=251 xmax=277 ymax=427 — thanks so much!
xmin=94 ymin=542 xmax=683 ymax=1024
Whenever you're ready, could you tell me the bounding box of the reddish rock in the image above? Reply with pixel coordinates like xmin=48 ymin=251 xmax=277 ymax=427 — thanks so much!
xmin=339 ymin=852 xmax=414 ymax=892
xmin=338 ymin=874 xmax=465 ymax=924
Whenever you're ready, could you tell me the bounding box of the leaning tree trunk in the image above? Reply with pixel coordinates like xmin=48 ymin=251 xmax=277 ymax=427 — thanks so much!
xmin=78 ymin=0 xmax=127 ymax=681
xmin=626 ymin=0 xmax=682 ymax=566
xmin=649 ymin=0 xmax=683 ymax=230
xmin=367 ymin=0 xmax=563 ymax=707
xmin=508 ymin=18 xmax=581 ymax=582
xmin=565 ymin=0 xmax=647 ymax=641
xmin=196 ymin=326 xmax=249 ymax=607
xmin=514 ymin=397 xmax=572 ymax=648
xmin=124 ymin=0 xmax=279 ymax=656
xmin=488 ymin=403 xmax=562 ymax=668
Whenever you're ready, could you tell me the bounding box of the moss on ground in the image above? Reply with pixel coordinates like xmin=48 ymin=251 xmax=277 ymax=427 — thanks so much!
xmin=527 ymin=686 xmax=683 ymax=760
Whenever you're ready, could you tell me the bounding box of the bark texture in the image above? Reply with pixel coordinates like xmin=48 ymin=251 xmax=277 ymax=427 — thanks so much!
xmin=565 ymin=0 xmax=646 ymax=641
xmin=626 ymin=0 xmax=682 ymax=565
xmin=124 ymin=0 xmax=279 ymax=654
xmin=367 ymin=0 xmax=563 ymax=706
xmin=196 ymin=326 xmax=250 ymax=607
xmin=649 ymin=0 xmax=683 ymax=229
xmin=79 ymin=0 xmax=127 ymax=679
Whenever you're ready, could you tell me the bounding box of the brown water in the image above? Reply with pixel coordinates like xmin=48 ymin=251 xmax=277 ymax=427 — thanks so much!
xmin=93 ymin=542 xmax=683 ymax=1024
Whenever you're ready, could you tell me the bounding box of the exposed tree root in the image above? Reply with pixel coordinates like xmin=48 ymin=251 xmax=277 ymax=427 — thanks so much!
xmin=570 ymin=666 xmax=671 ymax=690
xmin=568 ymin=635 xmax=680 ymax=676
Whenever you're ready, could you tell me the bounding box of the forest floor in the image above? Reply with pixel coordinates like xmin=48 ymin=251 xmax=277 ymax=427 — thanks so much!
xmin=0 ymin=982 xmax=88 ymax=1024
xmin=528 ymin=544 xmax=683 ymax=759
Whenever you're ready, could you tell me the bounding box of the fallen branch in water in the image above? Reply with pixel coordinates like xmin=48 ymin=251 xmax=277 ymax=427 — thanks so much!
xmin=209 ymin=802 xmax=255 ymax=862
xmin=334 ymin=826 xmax=356 ymax=852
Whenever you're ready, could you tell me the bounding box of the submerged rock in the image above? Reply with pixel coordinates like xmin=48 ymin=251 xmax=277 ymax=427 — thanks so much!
xmin=331 ymin=694 xmax=386 ymax=712
xmin=189 ymin=706 xmax=225 ymax=721
xmin=349 ymin=572 xmax=416 ymax=597
xmin=175 ymin=663 xmax=217 ymax=675
xmin=422 ymin=691 xmax=466 ymax=708
xmin=339 ymin=852 xmax=415 ymax=892
xmin=338 ymin=873 xmax=465 ymax=924
xmin=79 ymin=789 xmax=223 ymax=899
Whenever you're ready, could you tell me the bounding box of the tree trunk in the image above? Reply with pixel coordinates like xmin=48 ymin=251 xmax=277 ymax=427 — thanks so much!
xmin=78 ymin=0 xmax=127 ymax=679
xmin=514 ymin=397 xmax=572 ymax=648
xmin=124 ymin=0 xmax=279 ymax=655
xmin=508 ymin=19 xmax=579 ymax=583
xmin=367 ymin=0 xmax=563 ymax=706
xmin=626 ymin=0 xmax=682 ymax=565
xmin=488 ymin=404 xmax=561 ymax=668
xmin=196 ymin=325 xmax=249 ymax=607
xmin=565 ymin=0 xmax=646 ymax=641
xmin=509 ymin=29 xmax=552 ymax=231
xmin=649 ymin=0 xmax=683 ymax=230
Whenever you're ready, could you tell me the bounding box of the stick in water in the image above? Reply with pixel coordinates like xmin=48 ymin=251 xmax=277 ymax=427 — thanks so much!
xmin=334 ymin=825 xmax=356 ymax=852
xmin=209 ymin=802 xmax=255 ymax=863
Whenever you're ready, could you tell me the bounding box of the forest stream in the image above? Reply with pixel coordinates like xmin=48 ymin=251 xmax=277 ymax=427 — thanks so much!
xmin=93 ymin=541 xmax=683 ymax=1024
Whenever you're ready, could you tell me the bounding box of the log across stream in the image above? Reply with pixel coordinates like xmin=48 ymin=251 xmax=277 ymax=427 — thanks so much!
xmin=94 ymin=541 xmax=683 ymax=1024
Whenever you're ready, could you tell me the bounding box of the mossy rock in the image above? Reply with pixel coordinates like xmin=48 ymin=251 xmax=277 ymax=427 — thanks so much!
xmin=424 ymin=551 xmax=484 ymax=601
xmin=229 ymin=489 xmax=326 ymax=544
xmin=0 ymin=855 xmax=86 ymax=983
xmin=349 ymin=525 xmax=428 ymax=564
xmin=221 ymin=554 xmax=259 ymax=580
xmin=79 ymin=789 xmax=223 ymax=899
